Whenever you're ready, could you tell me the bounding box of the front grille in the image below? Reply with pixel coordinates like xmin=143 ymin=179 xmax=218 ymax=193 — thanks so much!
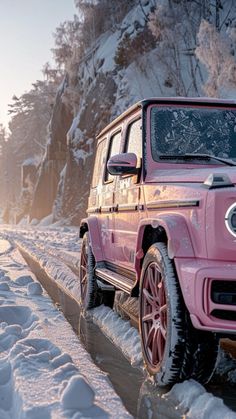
xmin=211 ymin=280 xmax=236 ymax=305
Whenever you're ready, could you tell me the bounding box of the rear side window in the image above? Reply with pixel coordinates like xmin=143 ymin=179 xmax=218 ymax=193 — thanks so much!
xmin=125 ymin=118 xmax=142 ymax=160
xmin=92 ymin=138 xmax=107 ymax=188
xmin=105 ymin=130 xmax=122 ymax=182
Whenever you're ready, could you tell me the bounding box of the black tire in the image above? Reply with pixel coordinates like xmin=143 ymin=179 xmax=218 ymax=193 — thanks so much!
xmin=79 ymin=232 xmax=100 ymax=310
xmin=139 ymin=242 xmax=219 ymax=386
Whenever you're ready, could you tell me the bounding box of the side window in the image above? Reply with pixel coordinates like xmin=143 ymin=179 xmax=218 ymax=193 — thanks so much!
xmin=105 ymin=130 xmax=122 ymax=182
xmin=125 ymin=118 xmax=142 ymax=161
xmin=92 ymin=138 xmax=107 ymax=188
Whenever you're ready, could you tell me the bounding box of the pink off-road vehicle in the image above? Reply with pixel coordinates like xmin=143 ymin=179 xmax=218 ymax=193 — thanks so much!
xmin=79 ymin=97 xmax=236 ymax=386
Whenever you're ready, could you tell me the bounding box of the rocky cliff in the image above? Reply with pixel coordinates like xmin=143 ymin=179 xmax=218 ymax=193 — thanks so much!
xmin=30 ymin=77 xmax=73 ymax=221
xmin=30 ymin=0 xmax=236 ymax=225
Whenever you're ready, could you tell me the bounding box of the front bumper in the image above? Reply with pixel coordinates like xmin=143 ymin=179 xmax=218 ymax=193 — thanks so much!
xmin=175 ymin=258 xmax=236 ymax=334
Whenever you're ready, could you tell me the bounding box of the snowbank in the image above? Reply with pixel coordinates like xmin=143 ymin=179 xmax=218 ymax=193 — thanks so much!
xmin=165 ymin=379 xmax=236 ymax=419
xmin=3 ymin=229 xmax=143 ymax=368
xmin=91 ymin=305 xmax=142 ymax=367
xmin=0 ymin=238 xmax=131 ymax=418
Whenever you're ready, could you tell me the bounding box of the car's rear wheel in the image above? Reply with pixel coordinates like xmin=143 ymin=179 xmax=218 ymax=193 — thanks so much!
xmin=139 ymin=242 xmax=219 ymax=386
xmin=79 ymin=232 xmax=100 ymax=310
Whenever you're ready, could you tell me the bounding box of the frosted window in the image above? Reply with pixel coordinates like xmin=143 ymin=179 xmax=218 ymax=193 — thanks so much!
xmin=92 ymin=138 xmax=107 ymax=187
xmin=105 ymin=130 xmax=122 ymax=182
xmin=126 ymin=118 xmax=142 ymax=159
xmin=151 ymin=106 xmax=236 ymax=162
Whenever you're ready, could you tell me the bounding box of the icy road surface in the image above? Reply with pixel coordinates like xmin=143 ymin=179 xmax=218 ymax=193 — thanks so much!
xmin=1 ymin=225 xmax=236 ymax=418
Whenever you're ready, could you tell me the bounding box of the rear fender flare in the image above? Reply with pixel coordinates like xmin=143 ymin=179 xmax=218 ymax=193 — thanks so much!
xmin=80 ymin=217 xmax=104 ymax=262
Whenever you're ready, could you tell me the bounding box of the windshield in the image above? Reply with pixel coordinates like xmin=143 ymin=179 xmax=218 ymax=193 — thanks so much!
xmin=150 ymin=106 xmax=236 ymax=163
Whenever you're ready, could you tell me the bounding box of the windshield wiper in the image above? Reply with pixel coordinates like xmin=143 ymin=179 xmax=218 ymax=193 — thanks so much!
xmin=159 ymin=153 xmax=236 ymax=167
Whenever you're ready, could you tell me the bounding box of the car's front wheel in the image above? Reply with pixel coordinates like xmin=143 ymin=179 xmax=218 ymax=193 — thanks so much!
xmin=139 ymin=242 xmax=219 ymax=386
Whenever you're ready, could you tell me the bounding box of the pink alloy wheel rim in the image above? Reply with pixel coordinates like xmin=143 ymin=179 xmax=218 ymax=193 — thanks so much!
xmin=141 ymin=262 xmax=167 ymax=367
xmin=80 ymin=241 xmax=88 ymax=300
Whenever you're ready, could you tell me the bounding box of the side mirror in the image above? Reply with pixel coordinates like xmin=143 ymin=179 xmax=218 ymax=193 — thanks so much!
xmin=107 ymin=152 xmax=138 ymax=176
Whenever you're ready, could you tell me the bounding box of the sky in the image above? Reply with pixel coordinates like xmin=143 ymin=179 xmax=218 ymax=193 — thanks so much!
xmin=0 ymin=0 xmax=77 ymax=128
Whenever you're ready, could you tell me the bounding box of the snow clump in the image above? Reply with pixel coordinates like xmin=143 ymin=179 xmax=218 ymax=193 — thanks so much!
xmin=27 ymin=282 xmax=43 ymax=296
xmin=61 ymin=375 xmax=95 ymax=409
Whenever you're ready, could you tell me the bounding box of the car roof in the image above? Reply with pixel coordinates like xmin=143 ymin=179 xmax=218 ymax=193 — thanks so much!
xmin=141 ymin=96 xmax=236 ymax=106
xmin=96 ymin=101 xmax=141 ymax=140
xmin=96 ymin=97 xmax=236 ymax=140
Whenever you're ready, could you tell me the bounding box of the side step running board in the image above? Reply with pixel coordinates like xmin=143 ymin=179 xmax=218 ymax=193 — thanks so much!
xmin=96 ymin=279 xmax=115 ymax=292
xmin=95 ymin=267 xmax=134 ymax=294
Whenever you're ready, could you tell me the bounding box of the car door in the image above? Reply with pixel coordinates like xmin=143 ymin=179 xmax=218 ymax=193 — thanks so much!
xmin=113 ymin=114 xmax=142 ymax=270
xmin=100 ymin=129 xmax=122 ymax=262
xmin=88 ymin=137 xmax=107 ymax=213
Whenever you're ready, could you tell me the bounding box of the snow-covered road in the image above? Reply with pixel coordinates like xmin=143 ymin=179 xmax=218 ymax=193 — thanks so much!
xmin=0 ymin=237 xmax=131 ymax=418
xmin=1 ymin=225 xmax=236 ymax=418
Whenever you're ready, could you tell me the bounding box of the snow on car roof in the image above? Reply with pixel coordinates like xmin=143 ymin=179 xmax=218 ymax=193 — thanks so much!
xmin=96 ymin=97 xmax=236 ymax=140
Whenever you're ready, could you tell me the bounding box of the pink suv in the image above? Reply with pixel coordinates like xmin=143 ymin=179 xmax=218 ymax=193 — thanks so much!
xmin=79 ymin=97 xmax=236 ymax=386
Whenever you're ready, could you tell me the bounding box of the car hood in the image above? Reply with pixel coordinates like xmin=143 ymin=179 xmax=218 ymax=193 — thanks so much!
xmin=146 ymin=166 xmax=236 ymax=184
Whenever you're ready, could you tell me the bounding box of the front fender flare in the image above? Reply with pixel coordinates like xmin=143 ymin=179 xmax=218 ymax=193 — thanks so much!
xmin=135 ymin=214 xmax=194 ymax=274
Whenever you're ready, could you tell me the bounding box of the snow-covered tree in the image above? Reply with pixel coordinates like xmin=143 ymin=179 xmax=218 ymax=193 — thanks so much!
xmin=8 ymin=80 xmax=56 ymax=160
xmin=148 ymin=1 xmax=203 ymax=96
xmin=4 ymin=78 xmax=57 ymax=211
xmin=0 ymin=125 xmax=8 ymax=204
xmin=0 ymin=124 xmax=6 ymax=157
xmin=148 ymin=0 xmax=236 ymax=97
xmin=51 ymin=16 xmax=81 ymax=70
xmin=74 ymin=0 xmax=135 ymax=35
xmin=196 ymin=20 xmax=236 ymax=97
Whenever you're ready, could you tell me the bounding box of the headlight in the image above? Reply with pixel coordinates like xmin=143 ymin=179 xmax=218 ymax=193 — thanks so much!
xmin=225 ymin=203 xmax=236 ymax=237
